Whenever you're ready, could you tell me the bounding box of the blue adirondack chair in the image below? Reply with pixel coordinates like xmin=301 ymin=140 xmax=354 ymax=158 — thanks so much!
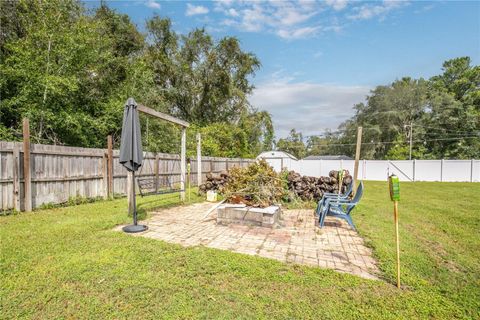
xmin=315 ymin=181 xmax=353 ymax=216
xmin=319 ymin=182 xmax=364 ymax=230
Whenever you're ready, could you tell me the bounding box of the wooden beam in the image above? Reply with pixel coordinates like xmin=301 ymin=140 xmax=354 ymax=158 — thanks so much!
xmin=180 ymin=127 xmax=186 ymax=201
xmin=23 ymin=118 xmax=32 ymax=212
xmin=107 ymin=135 xmax=113 ymax=198
xmin=137 ymin=104 xmax=189 ymax=128
xmin=12 ymin=145 xmax=21 ymax=211
xmin=353 ymin=126 xmax=362 ymax=194
xmin=196 ymin=133 xmax=202 ymax=186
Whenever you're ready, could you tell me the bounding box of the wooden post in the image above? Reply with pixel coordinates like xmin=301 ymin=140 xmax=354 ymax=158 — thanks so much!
xmin=107 ymin=135 xmax=113 ymax=198
xmin=154 ymin=154 xmax=159 ymax=193
xmin=102 ymin=153 xmax=108 ymax=200
xmin=210 ymin=160 xmax=213 ymax=173
xmin=196 ymin=133 xmax=202 ymax=186
xmin=180 ymin=127 xmax=186 ymax=201
xmin=12 ymin=145 xmax=21 ymax=211
xmin=353 ymin=126 xmax=362 ymax=194
xmin=394 ymin=200 xmax=401 ymax=288
xmin=23 ymin=118 xmax=32 ymax=212
xmin=226 ymin=159 xmax=229 ymax=171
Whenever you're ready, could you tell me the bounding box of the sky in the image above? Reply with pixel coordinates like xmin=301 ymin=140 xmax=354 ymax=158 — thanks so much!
xmin=86 ymin=0 xmax=480 ymax=138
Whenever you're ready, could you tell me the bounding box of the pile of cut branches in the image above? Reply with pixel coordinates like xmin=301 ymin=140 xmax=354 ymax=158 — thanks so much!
xmin=222 ymin=159 xmax=285 ymax=208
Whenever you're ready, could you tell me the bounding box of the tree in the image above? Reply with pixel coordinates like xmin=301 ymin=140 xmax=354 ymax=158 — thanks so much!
xmin=329 ymin=58 xmax=479 ymax=159
xmin=145 ymin=18 xmax=261 ymax=126
xmin=238 ymin=110 xmax=274 ymax=155
xmin=0 ymin=0 xmax=144 ymax=147
xmin=276 ymin=129 xmax=306 ymax=159
xmin=0 ymin=3 xmax=273 ymax=158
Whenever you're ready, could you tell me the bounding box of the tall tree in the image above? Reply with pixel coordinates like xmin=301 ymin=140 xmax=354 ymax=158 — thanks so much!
xmin=330 ymin=58 xmax=479 ymax=159
xmin=145 ymin=18 xmax=261 ymax=125
xmin=276 ymin=129 xmax=306 ymax=159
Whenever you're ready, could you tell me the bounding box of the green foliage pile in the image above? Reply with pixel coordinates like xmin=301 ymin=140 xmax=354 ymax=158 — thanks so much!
xmin=0 ymin=0 xmax=273 ymax=158
xmin=223 ymin=159 xmax=285 ymax=207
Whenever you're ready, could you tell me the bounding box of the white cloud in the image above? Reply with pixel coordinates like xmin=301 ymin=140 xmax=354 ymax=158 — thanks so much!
xmin=227 ymin=8 xmax=239 ymax=17
xmin=212 ymin=0 xmax=406 ymax=40
xmin=348 ymin=1 xmax=407 ymax=21
xmin=325 ymin=0 xmax=348 ymax=11
xmin=213 ymin=1 xmax=323 ymax=39
xmin=414 ymin=4 xmax=434 ymax=14
xmin=145 ymin=0 xmax=161 ymax=9
xmin=277 ymin=26 xmax=320 ymax=39
xmin=250 ymin=78 xmax=370 ymax=138
xmin=186 ymin=3 xmax=209 ymax=16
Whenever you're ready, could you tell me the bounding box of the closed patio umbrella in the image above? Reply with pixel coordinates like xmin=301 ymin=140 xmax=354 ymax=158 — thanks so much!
xmin=119 ymin=98 xmax=147 ymax=233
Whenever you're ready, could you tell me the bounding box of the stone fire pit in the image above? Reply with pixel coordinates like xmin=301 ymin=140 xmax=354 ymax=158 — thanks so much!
xmin=217 ymin=204 xmax=282 ymax=228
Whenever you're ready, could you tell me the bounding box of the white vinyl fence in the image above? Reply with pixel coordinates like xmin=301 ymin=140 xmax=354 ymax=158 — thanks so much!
xmin=262 ymin=158 xmax=480 ymax=182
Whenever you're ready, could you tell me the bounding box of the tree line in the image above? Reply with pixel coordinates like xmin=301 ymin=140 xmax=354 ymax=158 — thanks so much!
xmin=277 ymin=57 xmax=480 ymax=160
xmin=0 ymin=0 xmax=273 ymax=158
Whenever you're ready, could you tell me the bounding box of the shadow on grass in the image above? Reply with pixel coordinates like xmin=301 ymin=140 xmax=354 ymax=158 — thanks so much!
xmin=133 ymin=188 xmax=203 ymax=220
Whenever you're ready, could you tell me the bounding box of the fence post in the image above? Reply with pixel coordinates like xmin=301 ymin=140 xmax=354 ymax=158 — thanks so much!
xmin=127 ymin=171 xmax=133 ymax=215
xmin=196 ymin=133 xmax=202 ymax=186
xmin=412 ymin=159 xmax=416 ymax=182
xmin=440 ymin=159 xmax=444 ymax=182
xmin=363 ymin=159 xmax=367 ymax=179
xmin=22 ymin=118 xmax=32 ymax=212
xmin=107 ymin=135 xmax=113 ymax=198
xmin=102 ymin=153 xmax=108 ymax=200
xmin=154 ymin=154 xmax=159 ymax=192
xmin=210 ymin=159 xmax=213 ymax=173
xmin=12 ymin=145 xmax=21 ymax=211
xmin=226 ymin=159 xmax=229 ymax=171
xmin=471 ymin=159 xmax=474 ymax=182
xmin=180 ymin=127 xmax=186 ymax=201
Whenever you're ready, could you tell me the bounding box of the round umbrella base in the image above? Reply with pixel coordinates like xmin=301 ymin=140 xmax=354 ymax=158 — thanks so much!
xmin=122 ymin=224 xmax=148 ymax=233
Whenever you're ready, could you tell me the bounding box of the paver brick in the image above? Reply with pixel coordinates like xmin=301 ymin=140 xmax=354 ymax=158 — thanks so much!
xmin=116 ymin=202 xmax=380 ymax=280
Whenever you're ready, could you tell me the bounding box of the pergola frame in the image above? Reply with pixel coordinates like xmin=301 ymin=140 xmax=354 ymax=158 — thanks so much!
xmin=137 ymin=104 xmax=189 ymax=201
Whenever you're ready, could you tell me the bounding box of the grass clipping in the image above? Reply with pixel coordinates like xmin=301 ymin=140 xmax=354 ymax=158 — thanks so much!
xmin=223 ymin=159 xmax=285 ymax=208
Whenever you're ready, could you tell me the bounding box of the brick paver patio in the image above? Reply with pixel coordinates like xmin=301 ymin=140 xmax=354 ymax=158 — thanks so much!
xmin=117 ymin=202 xmax=379 ymax=280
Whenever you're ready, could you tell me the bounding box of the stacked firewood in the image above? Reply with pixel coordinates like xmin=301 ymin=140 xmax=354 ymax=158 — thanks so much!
xmin=286 ymin=170 xmax=353 ymax=201
xmin=199 ymin=171 xmax=229 ymax=193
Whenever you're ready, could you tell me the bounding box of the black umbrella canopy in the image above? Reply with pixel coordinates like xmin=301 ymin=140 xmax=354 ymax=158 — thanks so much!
xmin=119 ymin=98 xmax=143 ymax=172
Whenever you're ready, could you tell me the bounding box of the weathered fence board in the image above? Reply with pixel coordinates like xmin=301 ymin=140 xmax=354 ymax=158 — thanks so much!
xmin=0 ymin=141 xmax=253 ymax=211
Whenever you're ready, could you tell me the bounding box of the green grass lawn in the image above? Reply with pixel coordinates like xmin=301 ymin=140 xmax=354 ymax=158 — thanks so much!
xmin=1 ymin=182 xmax=479 ymax=319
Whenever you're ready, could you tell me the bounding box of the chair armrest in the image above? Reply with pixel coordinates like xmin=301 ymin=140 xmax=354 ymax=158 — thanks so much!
xmin=326 ymin=198 xmax=351 ymax=204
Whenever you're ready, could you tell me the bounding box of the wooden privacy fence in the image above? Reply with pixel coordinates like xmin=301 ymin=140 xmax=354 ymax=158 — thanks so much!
xmin=0 ymin=140 xmax=253 ymax=211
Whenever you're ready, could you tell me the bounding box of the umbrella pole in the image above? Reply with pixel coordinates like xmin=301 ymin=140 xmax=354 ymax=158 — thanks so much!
xmin=133 ymin=170 xmax=137 ymax=225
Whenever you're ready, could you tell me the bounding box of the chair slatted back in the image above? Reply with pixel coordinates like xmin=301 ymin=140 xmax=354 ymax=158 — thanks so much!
xmin=352 ymin=182 xmax=363 ymax=203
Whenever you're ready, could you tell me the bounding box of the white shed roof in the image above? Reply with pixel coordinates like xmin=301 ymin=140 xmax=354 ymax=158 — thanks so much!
xmin=256 ymin=151 xmax=298 ymax=160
